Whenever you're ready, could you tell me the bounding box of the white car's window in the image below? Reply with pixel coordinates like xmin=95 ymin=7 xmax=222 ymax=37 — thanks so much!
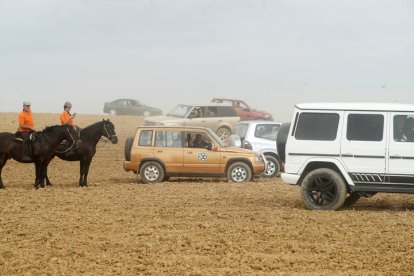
xmin=347 ymin=114 xmax=384 ymax=141
xmin=394 ymin=115 xmax=414 ymax=142
xmin=255 ymin=124 xmax=280 ymax=141
xmin=295 ymin=113 xmax=339 ymax=141
xmin=167 ymin=104 xmax=192 ymax=118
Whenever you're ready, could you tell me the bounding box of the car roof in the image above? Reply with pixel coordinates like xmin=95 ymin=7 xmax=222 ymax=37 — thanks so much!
xmin=137 ymin=126 xmax=212 ymax=131
xmin=212 ymin=98 xmax=243 ymax=102
xmin=296 ymin=102 xmax=414 ymax=112
xmin=179 ymin=103 xmax=232 ymax=107
xmin=238 ymin=120 xmax=281 ymax=125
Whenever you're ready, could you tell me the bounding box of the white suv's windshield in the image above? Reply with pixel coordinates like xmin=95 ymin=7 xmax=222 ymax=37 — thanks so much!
xmin=235 ymin=124 xmax=249 ymax=140
xmin=167 ymin=104 xmax=192 ymax=118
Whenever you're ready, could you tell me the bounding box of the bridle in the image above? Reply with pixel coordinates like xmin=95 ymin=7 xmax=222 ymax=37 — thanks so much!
xmin=98 ymin=122 xmax=117 ymax=147
xmin=54 ymin=126 xmax=79 ymax=153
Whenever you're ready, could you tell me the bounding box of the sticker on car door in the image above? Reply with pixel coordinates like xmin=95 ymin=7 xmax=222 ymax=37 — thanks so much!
xmin=198 ymin=152 xmax=207 ymax=161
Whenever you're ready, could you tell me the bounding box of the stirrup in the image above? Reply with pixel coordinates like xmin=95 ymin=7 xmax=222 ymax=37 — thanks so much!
xmin=14 ymin=137 xmax=24 ymax=142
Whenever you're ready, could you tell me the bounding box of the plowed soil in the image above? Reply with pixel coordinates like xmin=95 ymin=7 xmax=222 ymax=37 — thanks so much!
xmin=1 ymin=113 xmax=414 ymax=275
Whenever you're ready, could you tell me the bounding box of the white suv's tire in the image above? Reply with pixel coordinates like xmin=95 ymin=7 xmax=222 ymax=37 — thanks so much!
xmin=227 ymin=162 xmax=252 ymax=183
xmin=139 ymin=162 xmax=165 ymax=184
xmin=301 ymin=168 xmax=347 ymax=210
xmin=263 ymin=155 xmax=280 ymax=178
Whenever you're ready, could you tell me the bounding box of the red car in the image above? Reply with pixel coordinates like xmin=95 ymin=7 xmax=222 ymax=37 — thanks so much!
xmin=211 ymin=98 xmax=273 ymax=121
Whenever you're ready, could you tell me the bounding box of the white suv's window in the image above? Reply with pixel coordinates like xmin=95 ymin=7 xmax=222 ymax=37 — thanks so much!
xmin=235 ymin=124 xmax=248 ymax=140
xmin=294 ymin=113 xmax=339 ymax=141
xmin=347 ymin=114 xmax=384 ymax=141
xmin=255 ymin=124 xmax=280 ymax=141
xmin=394 ymin=115 xmax=414 ymax=142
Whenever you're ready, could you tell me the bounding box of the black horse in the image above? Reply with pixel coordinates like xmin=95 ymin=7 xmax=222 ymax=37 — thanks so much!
xmin=44 ymin=119 xmax=118 ymax=187
xmin=0 ymin=125 xmax=80 ymax=189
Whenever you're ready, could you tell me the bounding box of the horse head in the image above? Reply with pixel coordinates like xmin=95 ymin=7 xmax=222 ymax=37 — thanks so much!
xmin=102 ymin=119 xmax=118 ymax=144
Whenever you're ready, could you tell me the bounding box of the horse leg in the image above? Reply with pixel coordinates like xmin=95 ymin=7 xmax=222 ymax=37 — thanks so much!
xmin=34 ymin=162 xmax=40 ymax=189
xmin=83 ymin=158 xmax=92 ymax=187
xmin=43 ymin=160 xmax=53 ymax=186
xmin=0 ymin=156 xmax=7 ymax=189
xmin=79 ymin=159 xmax=85 ymax=187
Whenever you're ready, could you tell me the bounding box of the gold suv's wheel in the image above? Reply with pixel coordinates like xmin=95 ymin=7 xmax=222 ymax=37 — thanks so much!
xmin=227 ymin=162 xmax=252 ymax=183
xmin=139 ymin=162 xmax=165 ymax=184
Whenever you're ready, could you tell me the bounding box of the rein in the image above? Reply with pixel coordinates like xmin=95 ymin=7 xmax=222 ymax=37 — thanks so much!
xmin=54 ymin=127 xmax=78 ymax=154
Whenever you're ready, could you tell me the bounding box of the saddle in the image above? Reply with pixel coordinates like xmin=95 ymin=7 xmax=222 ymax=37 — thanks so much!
xmin=14 ymin=131 xmax=39 ymax=143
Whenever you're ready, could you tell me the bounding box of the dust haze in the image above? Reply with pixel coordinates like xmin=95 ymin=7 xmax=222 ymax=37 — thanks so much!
xmin=1 ymin=0 xmax=414 ymax=122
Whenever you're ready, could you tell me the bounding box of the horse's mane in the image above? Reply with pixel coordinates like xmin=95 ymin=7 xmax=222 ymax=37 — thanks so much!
xmin=42 ymin=125 xmax=64 ymax=133
xmin=82 ymin=120 xmax=113 ymax=132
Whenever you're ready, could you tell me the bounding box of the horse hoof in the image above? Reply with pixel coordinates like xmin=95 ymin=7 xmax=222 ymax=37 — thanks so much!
xmin=0 ymin=185 xmax=5 ymax=189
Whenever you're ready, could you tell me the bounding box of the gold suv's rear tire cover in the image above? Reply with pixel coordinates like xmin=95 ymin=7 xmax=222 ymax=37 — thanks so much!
xmin=139 ymin=161 xmax=165 ymax=184
xmin=227 ymin=162 xmax=252 ymax=183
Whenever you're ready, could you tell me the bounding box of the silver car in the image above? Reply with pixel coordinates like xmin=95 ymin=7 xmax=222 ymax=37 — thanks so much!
xmin=229 ymin=121 xmax=281 ymax=178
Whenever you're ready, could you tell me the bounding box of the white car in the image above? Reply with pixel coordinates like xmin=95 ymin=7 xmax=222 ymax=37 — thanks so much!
xmin=229 ymin=121 xmax=281 ymax=177
xmin=280 ymin=102 xmax=414 ymax=210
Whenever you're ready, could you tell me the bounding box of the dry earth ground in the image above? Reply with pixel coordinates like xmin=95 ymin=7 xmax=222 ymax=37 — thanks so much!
xmin=0 ymin=113 xmax=414 ymax=275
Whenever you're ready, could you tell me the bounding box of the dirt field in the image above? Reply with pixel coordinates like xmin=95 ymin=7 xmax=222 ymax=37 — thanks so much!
xmin=1 ymin=112 xmax=414 ymax=275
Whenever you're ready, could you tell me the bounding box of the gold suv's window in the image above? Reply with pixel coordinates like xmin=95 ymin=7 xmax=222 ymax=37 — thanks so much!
xmin=155 ymin=131 xmax=183 ymax=148
xmin=185 ymin=131 xmax=212 ymax=149
xmin=139 ymin=130 xmax=153 ymax=146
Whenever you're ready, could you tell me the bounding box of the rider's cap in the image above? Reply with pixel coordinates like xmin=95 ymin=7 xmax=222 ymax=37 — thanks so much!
xmin=64 ymin=101 xmax=72 ymax=108
xmin=23 ymin=101 xmax=31 ymax=106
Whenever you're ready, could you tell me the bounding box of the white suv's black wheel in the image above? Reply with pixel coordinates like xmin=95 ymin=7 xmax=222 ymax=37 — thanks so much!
xmin=217 ymin=127 xmax=231 ymax=142
xmin=139 ymin=162 xmax=164 ymax=184
xmin=263 ymin=155 xmax=280 ymax=178
xmin=301 ymin=168 xmax=347 ymax=210
xmin=227 ymin=162 xmax=252 ymax=183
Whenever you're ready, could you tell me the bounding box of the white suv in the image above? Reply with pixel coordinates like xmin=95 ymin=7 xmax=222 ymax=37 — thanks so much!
xmin=230 ymin=121 xmax=281 ymax=178
xmin=280 ymin=103 xmax=414 ymax=210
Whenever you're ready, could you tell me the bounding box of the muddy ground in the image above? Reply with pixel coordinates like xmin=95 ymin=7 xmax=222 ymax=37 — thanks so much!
xmin=0 ymin=113 xmax=414 ymax=275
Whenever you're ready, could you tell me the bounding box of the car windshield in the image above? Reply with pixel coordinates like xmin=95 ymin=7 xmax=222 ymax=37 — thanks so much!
xmin=208 ymin=129 xmax=226 ymax=147
xmin=167 ymin=104 xmax=192 ymax=117
xmin=235 ymin=124 xmax=249 ymax=140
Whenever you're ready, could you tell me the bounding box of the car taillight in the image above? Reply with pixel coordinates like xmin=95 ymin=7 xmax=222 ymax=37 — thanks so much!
xmin=243 ymin=141 xmax=252 ymax=150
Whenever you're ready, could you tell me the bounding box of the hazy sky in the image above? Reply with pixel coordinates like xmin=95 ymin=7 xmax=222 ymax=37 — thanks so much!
xmin=1 ymin=0 xmax=414 ymax=121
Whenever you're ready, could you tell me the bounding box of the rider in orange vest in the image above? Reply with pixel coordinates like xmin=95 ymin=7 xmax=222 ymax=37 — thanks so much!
xmin=60 ymin=101 xmax=77 ymax=126
xmin=19 ymin=101 xmax=35 ymax=161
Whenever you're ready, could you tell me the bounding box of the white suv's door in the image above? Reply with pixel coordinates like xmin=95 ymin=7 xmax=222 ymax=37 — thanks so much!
xmin=340 ymin=112 xmax=388 ymax=185
xmin=387 ymin=113 xmax=414 ymax=187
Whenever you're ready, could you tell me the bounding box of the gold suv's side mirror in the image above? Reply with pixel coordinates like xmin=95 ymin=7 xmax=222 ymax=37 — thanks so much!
xmin=211 ymin=146 xmax=219 ymax=152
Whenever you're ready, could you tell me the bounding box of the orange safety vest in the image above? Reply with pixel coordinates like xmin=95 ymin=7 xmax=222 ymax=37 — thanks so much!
xmin=18 ymin=110 xmax=34 ymax=132
xmin=60 ymin=111 xmax=75 ymax=126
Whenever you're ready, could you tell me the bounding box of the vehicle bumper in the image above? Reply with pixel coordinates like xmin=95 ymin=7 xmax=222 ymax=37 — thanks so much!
xmin=124 ymin=161 xmax=138 ymax=173
xmin=281 ymin=173 xmax=300 ymax=185
xmin=253 ymin=163 xmax=266 ymax=176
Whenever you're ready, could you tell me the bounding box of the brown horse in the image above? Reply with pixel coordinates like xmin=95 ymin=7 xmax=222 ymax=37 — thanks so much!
xmin=0 ymin=125 xmax=80 ymax=189
xmin=43 ymin=119 xmax=118 ymax=187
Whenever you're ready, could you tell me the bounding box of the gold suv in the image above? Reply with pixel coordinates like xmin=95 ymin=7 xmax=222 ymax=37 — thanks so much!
xmin=124 ymin=126 xmax=267 ymax=183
